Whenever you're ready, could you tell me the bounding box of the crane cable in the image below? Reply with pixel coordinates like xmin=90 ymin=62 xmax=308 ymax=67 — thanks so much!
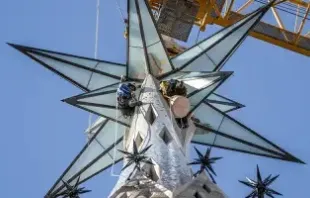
xmin=255 ymin=0 xmax=310 ymax=20
xmin=115 ymin=0 xmax=126 ymax=21
xmin=87 ymin=0 xmax=101 ymax=142
xmin=88 ymin=0 xmax=125 ymax=139
xmin=195 ymin=28 xmax=201 ymax=44
xmin=110 ymin=0 xmax=129 ymax=177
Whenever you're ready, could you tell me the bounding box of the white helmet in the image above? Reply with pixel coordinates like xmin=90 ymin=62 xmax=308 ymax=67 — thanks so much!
xmin=120 ymin=75 xmax=126 ymax=82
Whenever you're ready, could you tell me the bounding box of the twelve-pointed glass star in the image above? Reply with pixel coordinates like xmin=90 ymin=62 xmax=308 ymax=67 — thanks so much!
xmin=8 ymin=0 xmax=303 ymax=197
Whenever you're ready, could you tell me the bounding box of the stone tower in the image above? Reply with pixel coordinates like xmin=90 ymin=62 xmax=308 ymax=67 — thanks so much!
xmin=9 ymin=0 xmax=304 ymax=197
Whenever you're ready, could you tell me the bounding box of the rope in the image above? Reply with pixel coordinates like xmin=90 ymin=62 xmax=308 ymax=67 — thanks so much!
xmin=109 ymin=0 xmax=132 ymax=174
xmin=114 ymin=0 xmax=125 ymax=21
xmin=110 ymin=0 xmax=129 ymax=175
xmin=87 ymin=0 xmax=101 ymax=143
xmin=111 ymin=91 xmax=121 ymax=176
xmin=195 ymin=28 xmax=201 ymax=44
xmin=94 ymin=0 xmax=100 ymax=59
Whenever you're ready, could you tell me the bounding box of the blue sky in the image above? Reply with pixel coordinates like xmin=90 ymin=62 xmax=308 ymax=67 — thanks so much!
xmin=1 ymin=0 xmax=310 ymax=197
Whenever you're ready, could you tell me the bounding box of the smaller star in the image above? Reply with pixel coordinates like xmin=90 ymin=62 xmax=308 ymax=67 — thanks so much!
xmin=239 ymin=165 xmax=282 ymax=198
xmin=54 ymin=176 xmax=91 ymax=198
xmin=188 ymin=147 xmax=222 ymax=183
xmin=118 ymin=140 xmax=153 ymax=180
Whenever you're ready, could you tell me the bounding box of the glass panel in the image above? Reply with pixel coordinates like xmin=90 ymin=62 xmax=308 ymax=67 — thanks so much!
xmin=206 ymin=93 xmax=243 ymax=112
xmin=48 ymin=120 xmax=126 ymax=195
xmin=192 ymin=129 xmax=280 ymax=158
xmin=78 ymin=92 xmax=117 ymax=107
xmin=82 ymin=84 xmax=120 ymax=97
xmin=137 ymin=0 xmax=159 ymax=45
xmin=189 ymin=80 xmax=222 ymax=110
xmin=29 ymin=52 xmax=92 ymax=88
xmin=208 ymin=102 xmax=236 ymax=113
xmin=171 ymin=8 xmax=262 ymax=72
xmin=94 ymin=62 xmax=126 ymax=77
xmin=205 ymin=14 xmax=261 ymax=70
xmin=181 ymin=50 xmax=217 ymax=72
xmin=172 ymin=46 xmax=210 ymax=70
xmin=96 ymin=121 xmax=125 ymax=146
xmin=87 ymin=73 xmax=119 ymax=90
xmin=171 ymin=72 xmax=214 ymax=80
xmin=218 ymin=116 xmax=285 ymax=155
xmin=80 ymin=141 xmax=123 ymax=182
xmin=192 ymin=103 xmax=286 ymax=155
xmin=137 ymin=0 xmax=172 ymax=74
xmin=85 ymin=117 xmax=106 ymax=135
xmin=161 ymin=71 xmax=188 ymax=80
xmin=128 ymin=0 xmax=147 ymax=80
xmin=129 ymin=0 xmax=143 ymax=48
xmin=179 ymin=72 xmax=210 ymax=79
xmin=50 ymin=181 xmax=66 ymax=196
xmin=33 ymin=50 xmax=99 ymax=68
xmin=65 ymin=136 xmax=104 ymax=179
xmin=192 ymin=102 xmax=223 ymax=129
xmin=163 ymin=72 xmax=223 ymax=95
xmin=207 ymin=93 xmax=235 ymax=103
xmin=36 ymin=49 xmax=127 ymax=77
xmin=184 ymin=84 xmax=196 ymax=96
xmin=28 ymin=52 xmax=120 ymax=91
xmin=78 ymin=104 xmax=131 ymax=126
xmin=128 ymin=47 xmax=147 ymax=80
xmin=183 ymin=76 xmax=220 ymax=89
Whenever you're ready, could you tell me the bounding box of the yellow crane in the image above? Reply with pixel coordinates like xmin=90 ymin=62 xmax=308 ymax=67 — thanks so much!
xmin=148 ymin=0 xmax=310 ymax=56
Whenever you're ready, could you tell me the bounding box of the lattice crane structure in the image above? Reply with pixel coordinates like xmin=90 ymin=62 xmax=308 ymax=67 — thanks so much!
xmin=149 ymin=0 xmax=310 ymax=56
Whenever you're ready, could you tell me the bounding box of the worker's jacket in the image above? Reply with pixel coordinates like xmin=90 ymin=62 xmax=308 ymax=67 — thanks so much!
xmin=160 ymin=80 xmax=186 ymax=97
xmin=160 ymin=81 xmax=169 ymax=95
xmin=117 ymin=83 xmax=132 ymax=98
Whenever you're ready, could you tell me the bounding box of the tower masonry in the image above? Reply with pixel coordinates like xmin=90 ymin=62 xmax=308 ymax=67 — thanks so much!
xmin=110 ymin=74 xmax=227 ymax=198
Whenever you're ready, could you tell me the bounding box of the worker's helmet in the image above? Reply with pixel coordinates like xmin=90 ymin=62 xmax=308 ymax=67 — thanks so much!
xmin=120 ymin=75 xmax=126 ymax=82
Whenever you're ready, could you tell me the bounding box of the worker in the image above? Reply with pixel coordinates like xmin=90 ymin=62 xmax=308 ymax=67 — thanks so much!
xmin=167 ymin=79 xmax=177 ymax=94
xmin=160 ymin=79 xmax=187 ymax=97
xmin=160 ymin=79 xmax=189 ymax=128
xmin=175 ymin=81 xmax=187 ymax=96
xmin=117 ymin=76 xmax=142 ymax=117
xmin=159 ymin=79 xmax=177 ymax=97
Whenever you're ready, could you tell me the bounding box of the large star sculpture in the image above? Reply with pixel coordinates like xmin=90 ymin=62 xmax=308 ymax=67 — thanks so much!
xmin=8 ymin=0 xmax=303 ymax=197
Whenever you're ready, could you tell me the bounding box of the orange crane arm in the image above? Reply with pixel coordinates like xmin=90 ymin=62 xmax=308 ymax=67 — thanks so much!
xmin=148 ymin=0 xmax=310 ymax=56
